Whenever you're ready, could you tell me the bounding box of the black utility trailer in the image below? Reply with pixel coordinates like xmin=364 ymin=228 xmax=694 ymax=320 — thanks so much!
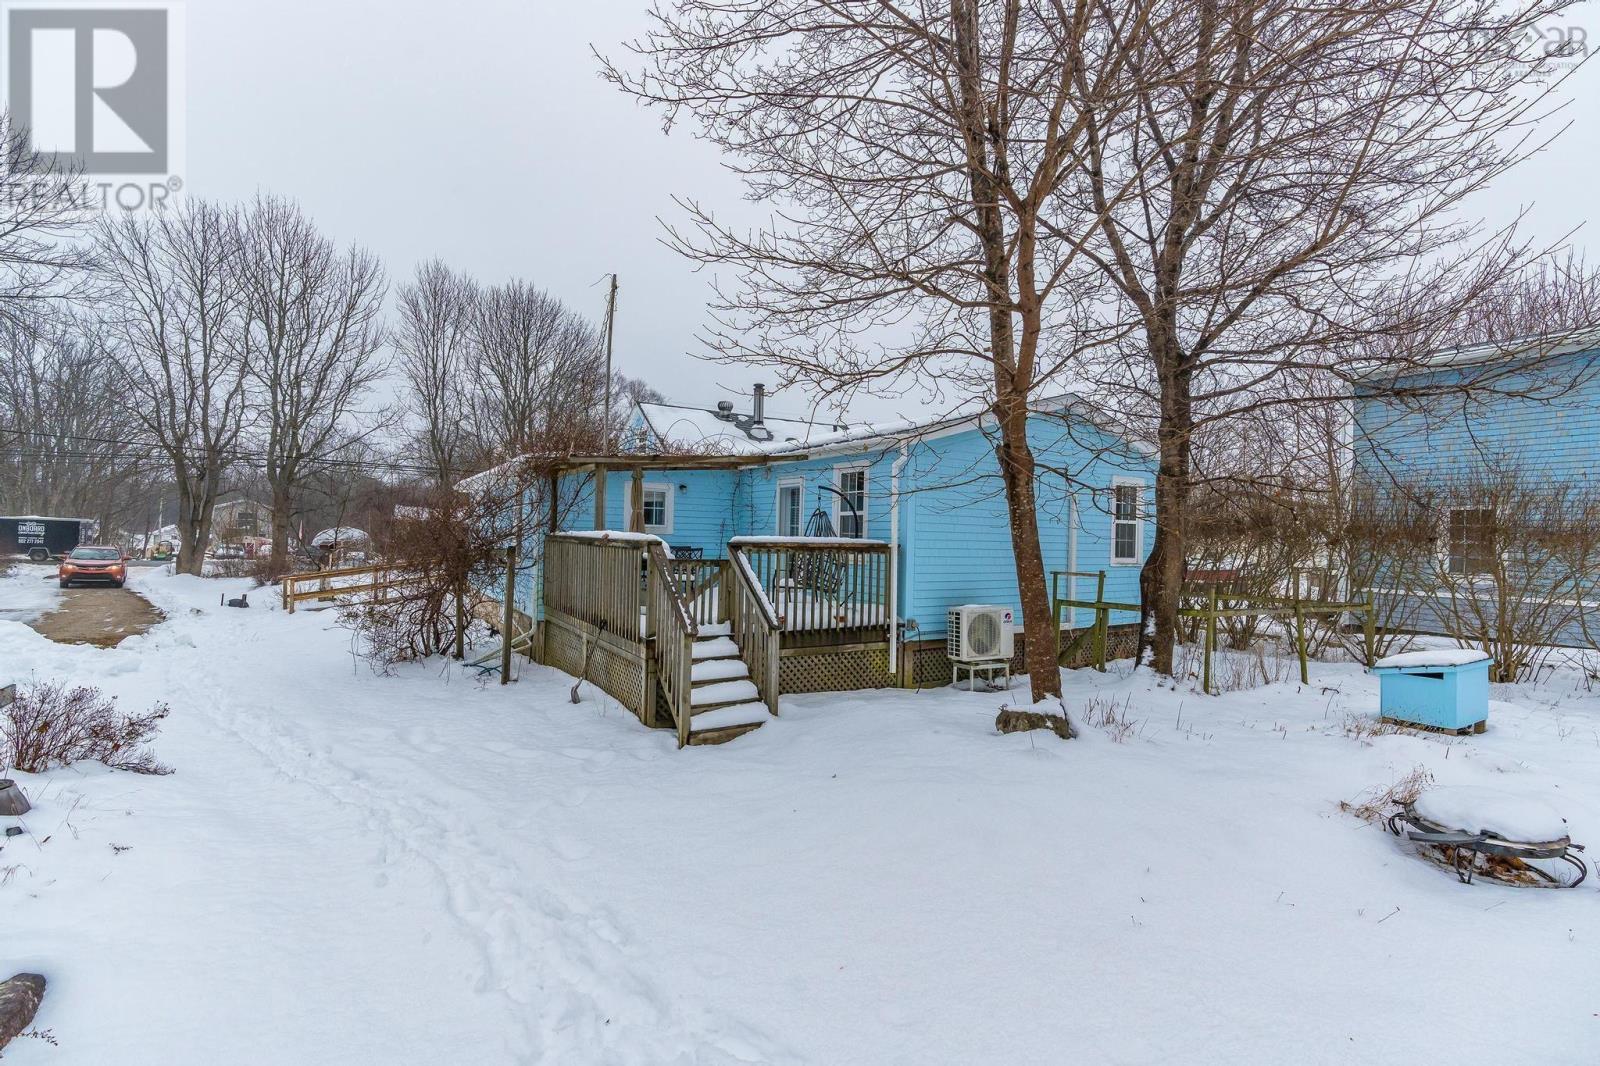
xmin=0 ymin=516 xmax=93 ymax=562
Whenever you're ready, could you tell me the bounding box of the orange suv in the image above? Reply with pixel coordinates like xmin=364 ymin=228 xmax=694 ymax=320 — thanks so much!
xmin=59 ymin=546 xmax=127 ymax=589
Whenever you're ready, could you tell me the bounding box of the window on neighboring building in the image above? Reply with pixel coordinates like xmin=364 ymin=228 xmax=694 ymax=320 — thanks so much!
xmin=1448 ymin=507 xmax=1494 ymax=575
xmin=777 ymin=480 xmax=804 ymax=537
xmin=1111 ymin=481 xmax=1143 ymax=564
xmin=835 ymin=466 xmax=868 ymax=538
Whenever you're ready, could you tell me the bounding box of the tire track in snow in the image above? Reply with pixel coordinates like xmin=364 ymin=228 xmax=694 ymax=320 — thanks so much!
xmin=152 ymin=633 xmax=792 ymax=1065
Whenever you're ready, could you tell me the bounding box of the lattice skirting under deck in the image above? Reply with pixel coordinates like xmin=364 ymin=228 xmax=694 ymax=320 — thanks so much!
xmin=544 ymin=611 xmax=647 ymax=717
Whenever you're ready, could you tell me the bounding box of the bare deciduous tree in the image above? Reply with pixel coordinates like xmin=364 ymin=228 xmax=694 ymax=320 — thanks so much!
xmin=396 ymin=259 xmax=476 ymax=486
xmin=98 ymin=200 xmax=251 ymax=575
xmin=0 ymin=111 xmax=94 ymax=321
xmin=1066 ymin=0 xmax=1590 ymax=673
xmin=605 ymin=0 xmax=1158 ymax=700
xmin=0 ymin=313 xmax=155 ymax=528
xmin=237 ymin=195 xmax=388 ymax=569
xmin=469 ymin=279 xmax=606 ymax=458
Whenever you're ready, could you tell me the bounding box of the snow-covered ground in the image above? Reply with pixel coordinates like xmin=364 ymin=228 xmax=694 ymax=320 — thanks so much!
xmin=0 ymin=564 xmax=60 ymax=624
xmin=3 ymin=567 xmax=1599 ymax=1064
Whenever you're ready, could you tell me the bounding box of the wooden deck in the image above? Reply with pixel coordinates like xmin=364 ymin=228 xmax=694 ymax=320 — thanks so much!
xmin=541 ymin=534 xmax=894 ymax=746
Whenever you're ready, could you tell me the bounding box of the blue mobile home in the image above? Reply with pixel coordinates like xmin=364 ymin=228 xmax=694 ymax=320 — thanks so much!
xmin=1352 ymin=331 xmax=1600 ymax=644
xmin=500 ymin=389 xmax=1155 ymax=744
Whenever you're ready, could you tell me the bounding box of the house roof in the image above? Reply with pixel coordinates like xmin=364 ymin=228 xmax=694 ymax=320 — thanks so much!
xmin=635 ymin=401 xmax=850 ymax=455
xmin=636 ymin=392 xmax=1153 ymax=459
xmin=455 ymin=390 xmax=1151 ymax=494
xmin=1352 ymin=327 xmax=1600 ymax=384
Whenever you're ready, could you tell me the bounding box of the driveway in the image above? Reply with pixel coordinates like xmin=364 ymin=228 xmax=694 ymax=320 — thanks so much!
xmin=29 ymin=585 xmax=165 ymax=647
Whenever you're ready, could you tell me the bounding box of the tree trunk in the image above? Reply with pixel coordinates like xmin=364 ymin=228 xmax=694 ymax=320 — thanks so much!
xmin=995 ymin=405 xmax=1061 ymax=701
xmin=1138 ymin=345 xmax=1193 ymax=675
xmin=174 ymin=478 xmax=205 ymax=575
xmin=269 ymin=482 xmax=293 ymax=569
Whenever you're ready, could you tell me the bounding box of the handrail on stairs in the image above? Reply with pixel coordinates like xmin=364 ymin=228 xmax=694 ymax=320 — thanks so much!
xmin=646 ymin=542 xmax=698 ymax=747
xmin=728 ymin=544 xmax=782 ymax=718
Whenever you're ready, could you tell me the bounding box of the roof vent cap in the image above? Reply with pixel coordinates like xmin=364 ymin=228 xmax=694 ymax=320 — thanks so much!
xmin=714 ymin=400 xmax=736 ymax=421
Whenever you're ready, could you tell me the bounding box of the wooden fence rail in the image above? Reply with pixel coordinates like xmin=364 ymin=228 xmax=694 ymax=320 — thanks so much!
xmin=281 ymin=564 xmax=414 ymax=613
xmin=1050 ymin=569 xmax=1379 ymax=692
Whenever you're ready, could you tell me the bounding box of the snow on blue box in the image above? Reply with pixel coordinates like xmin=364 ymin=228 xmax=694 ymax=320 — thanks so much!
xmin=1372 ymin=649 xmax=1491 ymax=731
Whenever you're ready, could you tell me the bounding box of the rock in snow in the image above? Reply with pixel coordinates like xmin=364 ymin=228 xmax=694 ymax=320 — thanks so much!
xmin=0 ymin=973 xmax=46 ymax=1050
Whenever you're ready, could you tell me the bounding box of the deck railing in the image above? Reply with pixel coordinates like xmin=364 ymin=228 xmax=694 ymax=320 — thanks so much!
xmin=729 ymin=546 xmax=781 ymax=716
xmin=664 ymin=558 xmax=727 ymax=629
xmin=646 ymin=542 xmax=697 ymax=746
xmin=544 ymin=534 xmax=648 ymax=642
xmin=729 ymin=537 xmax=891 ymax=637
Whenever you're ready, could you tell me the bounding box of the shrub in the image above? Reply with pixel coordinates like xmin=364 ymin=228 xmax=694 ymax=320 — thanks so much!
xmin=2 ymin=681 xmax=172 ymax=775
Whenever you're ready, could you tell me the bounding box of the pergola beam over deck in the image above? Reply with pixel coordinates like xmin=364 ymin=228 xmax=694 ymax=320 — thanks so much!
xmin=559 ymin=452 xmax=811 ymax=530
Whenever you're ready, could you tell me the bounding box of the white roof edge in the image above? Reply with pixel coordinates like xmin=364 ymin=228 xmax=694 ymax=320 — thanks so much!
xmin=761 ymin=391 xmax=1153 ymax=459
xmin=1351 ymin=327 xmax=1600 ymax=384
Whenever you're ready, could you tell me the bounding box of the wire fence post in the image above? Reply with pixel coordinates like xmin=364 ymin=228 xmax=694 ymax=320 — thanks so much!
xmin=1363 ymin=596 xmax=1377 ymax=668
xmin=1204 ymin=588 xmax=1217 ymax=695
xmin=454 ymin=581 xmax=466 ymax=660
xmin=1292 ymin=584 xmax=1309 ymax=686
xmin=501 ymin=546 xmax=517 ymax=685
xmin=1093 ymin=570 xmax=1108 ymax=671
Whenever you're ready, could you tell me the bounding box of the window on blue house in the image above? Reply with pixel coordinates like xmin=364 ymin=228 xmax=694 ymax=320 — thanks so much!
xmin=834 ymin=466 xmax=868 ymax=538
xmin=1111 ymin=481 xmax=1143 ymax=564
xmin=1448 ymin=507 xmax=1493 ymax=575
xmin=628 ymin=483 xmax=674 ymax=535
xmin=777 ymin=479 xmax=804 ymax=537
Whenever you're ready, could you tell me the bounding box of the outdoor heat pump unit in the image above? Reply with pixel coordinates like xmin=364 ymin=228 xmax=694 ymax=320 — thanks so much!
xmin=947 ymin=605 xmax=1014 ymax=663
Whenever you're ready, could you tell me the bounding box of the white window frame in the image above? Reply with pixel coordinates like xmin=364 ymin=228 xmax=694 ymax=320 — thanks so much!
xmin=1110 ymin=478 xmax=1145 ymax=566
xmin=833 ymin=463 xmax=870 ymax=538
xmin=775 ymin=477 xmax=805 ymax=538
xmin=623 ymin=481 xmax=675 ymax=535
xmin=1445 ymin=505 xmax=1494 ymax=577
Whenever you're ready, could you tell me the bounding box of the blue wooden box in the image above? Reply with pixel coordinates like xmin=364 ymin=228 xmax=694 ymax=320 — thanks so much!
xmin=1372 ymin=652 xmax=1491 ymax=732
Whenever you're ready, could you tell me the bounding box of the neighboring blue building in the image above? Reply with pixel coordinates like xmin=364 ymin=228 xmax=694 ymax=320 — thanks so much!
xmin=1352 ymin=331 xmax=1600 ymax=644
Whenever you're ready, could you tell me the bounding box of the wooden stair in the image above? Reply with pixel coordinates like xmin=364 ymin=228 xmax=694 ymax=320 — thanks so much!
xmin=681 ymin=623 xmax=772 ymax=745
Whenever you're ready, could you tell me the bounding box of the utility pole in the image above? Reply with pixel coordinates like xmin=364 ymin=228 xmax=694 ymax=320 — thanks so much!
xmin=601 ymin=273 xmax=618 ymax=451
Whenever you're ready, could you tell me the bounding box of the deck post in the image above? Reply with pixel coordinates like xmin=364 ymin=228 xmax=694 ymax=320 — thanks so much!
xmin=501 ymin=546 xmax=516 ymax=685
xmin=630 ymin=466 xmax=645 ymax=533
xmin=593 ymin=470 xmax=607 ymax=529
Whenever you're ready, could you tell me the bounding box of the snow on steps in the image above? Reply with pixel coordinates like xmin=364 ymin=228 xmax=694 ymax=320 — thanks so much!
xmin=697 ymin=622 xmax=732 ymax=638
xmin=689 ymin=702 xmax=771 ymax=731
xmin=691 ymin=679 xmax=760 ymax=708
xmin=692 ymin=637 xmax=740 ymax=661
xmin=691 ymin=658 xmax=750 ymax=684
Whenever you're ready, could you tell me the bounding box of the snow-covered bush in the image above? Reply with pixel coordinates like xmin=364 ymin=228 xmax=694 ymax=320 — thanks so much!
xmin=2 ymin=681 xmax=172 ymax=775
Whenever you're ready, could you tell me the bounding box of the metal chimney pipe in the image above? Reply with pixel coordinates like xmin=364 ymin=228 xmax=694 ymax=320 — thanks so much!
xmin=753 ymin=383 xmax=766 ymax=424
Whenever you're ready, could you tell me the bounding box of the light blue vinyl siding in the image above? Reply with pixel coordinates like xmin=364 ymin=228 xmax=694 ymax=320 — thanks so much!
xmin=518 ymin=405 xmax=1157 ymax=643
xmin=899 ymin=414 xmax=1153 ymax=640
xmin=557 ymin=468 xmax=743 ymax=555
xmin=1354 ymin=347 xmax=1600 ymax=489
xmin=1352 ymin=345 xmax=1600 ymax=634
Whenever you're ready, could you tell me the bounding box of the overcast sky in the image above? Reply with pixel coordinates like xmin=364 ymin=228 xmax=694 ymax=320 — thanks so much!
xmin=186 ymin=0 xmax=1600 ymax=425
